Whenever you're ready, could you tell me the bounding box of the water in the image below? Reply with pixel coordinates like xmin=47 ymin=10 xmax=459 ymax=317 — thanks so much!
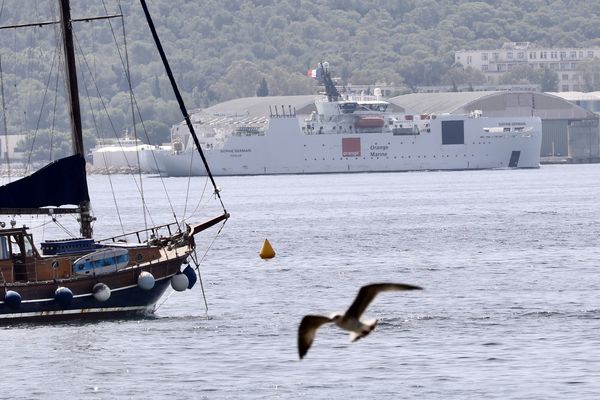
xmin=2 ymin=164 xmax=600 ymax=399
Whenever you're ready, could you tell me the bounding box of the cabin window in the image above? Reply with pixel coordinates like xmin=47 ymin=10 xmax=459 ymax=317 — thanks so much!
xmin=0 ymin=237 xmax=9 ymax=260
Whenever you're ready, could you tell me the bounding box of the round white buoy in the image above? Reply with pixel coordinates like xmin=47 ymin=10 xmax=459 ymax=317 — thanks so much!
xmin=4 ymin=290 xmax=21 ymax=309
xmin=55 ymin=286 xmax=73 ymax=308
xmin=92 ymin=282 xmax=111 ymax=302
xmin=170 ymin=272 xmax=189 ymax=292
xmin=137 ymin=271 xmax=155 ymax=290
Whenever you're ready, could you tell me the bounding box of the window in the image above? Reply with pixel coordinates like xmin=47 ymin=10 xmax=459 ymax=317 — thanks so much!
xmin=562 ymin=85 xmax=569 ymax=91
xmin=442 ymin=121 xmax=465 ymax=145
xmin=517 ymin=52 xmax=524 ymax=59
xmin=492 ymin=52 xmax=499 ymax=61
xmin=560 ymin=51 xmax=566 ymax=59
xmin=570 ymin=51 xmax=577 ymax=58
xmin=507 ymin=52 xmax=513 ymax=59
xmin=529 ymin=52 xmax=537 ymax=59
xmin=482 ymin=53 xmax=488 ymax=61
xmin=562 ymin=74 xmax=569 ymax=80
xmin=482 ymin=65 xmax=488 ymax=71
xmin=588 ymin=51 xmax=594 ymax=58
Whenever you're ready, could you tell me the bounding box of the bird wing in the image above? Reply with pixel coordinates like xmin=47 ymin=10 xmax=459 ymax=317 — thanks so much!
xmin=298 ymin=315 xmax=333 ymax=359
xmin=344 ymin=283 xmax=422 ymax=319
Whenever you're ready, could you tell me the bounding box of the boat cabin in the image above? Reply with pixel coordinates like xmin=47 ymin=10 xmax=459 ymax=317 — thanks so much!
xmin=0 ymin=227 xmax=38 ymax=283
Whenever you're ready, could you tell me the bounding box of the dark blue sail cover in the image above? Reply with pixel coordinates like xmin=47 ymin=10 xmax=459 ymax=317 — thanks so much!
xmin=0 ymin=154 xmax=89 ymax=208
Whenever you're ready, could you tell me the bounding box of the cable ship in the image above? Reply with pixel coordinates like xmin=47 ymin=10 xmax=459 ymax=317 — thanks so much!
xmin=147 ymin=63 xmax=542 ymax=176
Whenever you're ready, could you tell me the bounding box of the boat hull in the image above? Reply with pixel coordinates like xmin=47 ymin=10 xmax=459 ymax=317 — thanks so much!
xmin=0 ymin=255 xmax=185 ymax=322
xmin=150 ymin=115 xmax=543 ymax=177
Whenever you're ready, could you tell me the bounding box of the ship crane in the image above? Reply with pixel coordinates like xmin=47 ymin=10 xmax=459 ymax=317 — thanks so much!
xmin=317 ymin=62 xmax=341 ymax=102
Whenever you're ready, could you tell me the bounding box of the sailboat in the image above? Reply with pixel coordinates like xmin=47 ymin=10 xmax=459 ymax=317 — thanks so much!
xmin=0 ymin=1 xmax=229 ymax=321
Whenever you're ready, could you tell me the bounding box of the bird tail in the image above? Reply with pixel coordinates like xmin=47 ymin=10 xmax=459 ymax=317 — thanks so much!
xmin=349 ymin=318 xmax=378 ymax=342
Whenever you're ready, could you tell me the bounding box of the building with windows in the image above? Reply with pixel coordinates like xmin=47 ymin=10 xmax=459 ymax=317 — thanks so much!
xmin=455 ymin=42 xmax=600 ymax=92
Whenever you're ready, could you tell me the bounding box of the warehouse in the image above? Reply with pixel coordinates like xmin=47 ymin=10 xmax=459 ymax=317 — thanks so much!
xmin=389 ymin=91 xmax=599 ymax=163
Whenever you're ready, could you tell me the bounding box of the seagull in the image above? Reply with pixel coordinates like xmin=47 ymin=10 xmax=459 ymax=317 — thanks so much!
xmin=298 ymin=283 xmax=422 ymax=359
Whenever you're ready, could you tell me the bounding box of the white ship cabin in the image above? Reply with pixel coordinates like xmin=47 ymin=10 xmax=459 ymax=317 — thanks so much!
xmin=170 ymin=114 xmax=269 ymax=153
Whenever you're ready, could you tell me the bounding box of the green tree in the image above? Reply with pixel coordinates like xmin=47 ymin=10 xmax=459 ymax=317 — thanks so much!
xmin=256 ymin=77 xmax=269 ymax=97
xmin=540 ymin=67 xmax=559 ymax=92
xmin=577 ymin=59 xmax=600 ymax=91
xmin=134 ymin=120 xmax=170 ymax=145
xmin=499 ymin=65 xmax=540 ymax=85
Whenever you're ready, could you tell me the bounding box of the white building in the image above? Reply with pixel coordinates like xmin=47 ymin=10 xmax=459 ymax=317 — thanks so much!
xmin=455 ymin=42 xmax=600 ymax=92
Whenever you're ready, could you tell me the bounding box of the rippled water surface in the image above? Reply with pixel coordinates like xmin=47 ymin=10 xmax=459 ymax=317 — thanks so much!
xmin=2 ymin=164 xmax=600 ymax=399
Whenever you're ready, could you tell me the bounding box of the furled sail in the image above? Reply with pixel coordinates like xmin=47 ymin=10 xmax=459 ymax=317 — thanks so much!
xmin=0 ymin=154 xmax=89 ymax=210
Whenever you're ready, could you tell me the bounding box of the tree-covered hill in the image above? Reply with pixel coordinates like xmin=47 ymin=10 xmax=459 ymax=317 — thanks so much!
xmin=1 ymin=0 xmax=600 ymax=157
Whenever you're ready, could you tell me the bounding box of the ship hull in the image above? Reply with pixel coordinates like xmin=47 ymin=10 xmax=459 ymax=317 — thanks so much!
xmin=151 ymin=115 xmax=543 ymax=177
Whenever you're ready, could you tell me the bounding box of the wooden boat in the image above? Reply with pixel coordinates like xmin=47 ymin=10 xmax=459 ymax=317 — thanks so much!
xmin=0 ymin=0 xmax=229 ymax=322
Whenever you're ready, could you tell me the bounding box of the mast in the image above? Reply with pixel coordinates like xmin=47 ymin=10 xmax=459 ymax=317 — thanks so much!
xmin=59 ymin=0 xmax=93 ymax=238
xmin=139 ymin=0 xmax=226 ymax=213
xmin=319 ymin=62 xmax=340 ymax=102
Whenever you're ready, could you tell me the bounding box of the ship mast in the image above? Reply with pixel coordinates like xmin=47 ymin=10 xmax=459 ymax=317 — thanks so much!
xmin=59 ymin=0 xmax=93 ymax=238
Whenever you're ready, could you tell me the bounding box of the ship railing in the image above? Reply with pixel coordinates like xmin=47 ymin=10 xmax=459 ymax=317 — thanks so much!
xmin=97 ymin=221 xmax=183 ymax=245
xmin=269 ymin=104 xmax=297 ymax=118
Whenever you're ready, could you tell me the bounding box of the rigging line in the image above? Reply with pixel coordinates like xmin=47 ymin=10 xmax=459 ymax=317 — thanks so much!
xmin=107 ymin=0 xmax=180 ymax=231
xmin=153 ymin=287 xmax=175 ymax=312
xmin=190 ymin=250 xmax=209 ymax=315
xmin=72 ymin=32 xmax=159 ymax=230
xmin=182 ymin=144 xmax=195 ymax=219
xmin=182 ymin=174 xmax=210 ymax=224
xmin=140 ymin=0 xmax=227 ymax=213
xmin=25 ymin=38 xmax=59 ymax=172
xmin=49 ymin=36 xmax=61 ymax=162
xmin=0 ymin=55 xmax=10 ymax=181
xmin=118 ymin=6 xmax=149 ymax=240
xmin=188 ymin=218 xmax=228 ymax=315
xmin=84 ymin=1 xmax=181 ymax=230
xmin=52 ymin=216 xmax=76 ymax=237
xmin=79 ymin=56 xmax=126 ymax=236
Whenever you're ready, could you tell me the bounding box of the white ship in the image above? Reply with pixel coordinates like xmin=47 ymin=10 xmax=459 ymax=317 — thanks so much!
xmin=145 ymin=65 xmax=542 ymax=177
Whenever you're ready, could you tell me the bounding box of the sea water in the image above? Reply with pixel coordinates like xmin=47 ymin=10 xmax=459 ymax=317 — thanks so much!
xmin=2 ymin=164 xmax=600 ymax=399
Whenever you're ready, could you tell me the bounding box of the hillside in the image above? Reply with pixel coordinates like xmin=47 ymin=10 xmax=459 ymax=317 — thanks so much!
xmin=1 ymin=0 xmax=600 ymax=158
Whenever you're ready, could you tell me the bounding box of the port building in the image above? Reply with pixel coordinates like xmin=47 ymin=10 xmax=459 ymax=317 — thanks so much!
xmin=454 ymin=42 xmax=600 ymax=92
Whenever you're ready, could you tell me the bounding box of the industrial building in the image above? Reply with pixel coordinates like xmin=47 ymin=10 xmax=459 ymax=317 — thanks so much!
xmin=388 ymin=91 xmax=599 ymax=163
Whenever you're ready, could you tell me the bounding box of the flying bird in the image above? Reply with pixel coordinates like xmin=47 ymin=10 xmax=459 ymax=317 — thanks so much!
xmin=298 ymin=283 xmax=422 ymax=359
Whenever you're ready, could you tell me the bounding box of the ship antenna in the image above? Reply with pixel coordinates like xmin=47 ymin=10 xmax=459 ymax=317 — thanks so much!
xmin=139 ymin=1 xmax=226 ymax=212
xmin=319 ymin=62 xmax=341 ymax=102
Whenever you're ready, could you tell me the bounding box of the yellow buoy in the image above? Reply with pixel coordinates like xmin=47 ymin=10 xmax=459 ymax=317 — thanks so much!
xmin=260 ymin=239 xmax=276 ymax=259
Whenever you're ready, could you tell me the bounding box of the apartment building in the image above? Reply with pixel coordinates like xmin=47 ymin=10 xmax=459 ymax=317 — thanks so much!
xmin=455 ymin=42 xmax=600 ymax=92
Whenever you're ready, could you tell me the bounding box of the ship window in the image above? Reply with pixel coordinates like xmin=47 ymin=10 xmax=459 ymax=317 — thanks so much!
xmin=441 ymin=120 xmax=465 ymax=145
